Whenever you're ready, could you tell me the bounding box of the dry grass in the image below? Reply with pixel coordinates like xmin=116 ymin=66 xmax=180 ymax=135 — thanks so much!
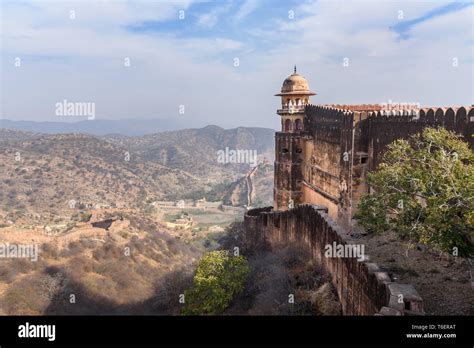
xmin=0 ymin=217 xmax=202 ymax=315
xmin=225 ymin=239 xmax=340 ymax=315
xmin=351 ymin=230 xmax=473 ymax=315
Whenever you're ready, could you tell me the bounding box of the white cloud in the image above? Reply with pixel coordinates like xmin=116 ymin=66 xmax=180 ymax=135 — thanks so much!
xmin=196 ymin=2 xmax=232 ymax=28
xmin=197 ymin=12 xmax=218 ymax=28
xmin=1 ymin=0 xmax=472 ymax=129
xmin=261 ymin=0 xmax=473 ymax=107
xmin=233 ymin=0 xmax=259 ymax=23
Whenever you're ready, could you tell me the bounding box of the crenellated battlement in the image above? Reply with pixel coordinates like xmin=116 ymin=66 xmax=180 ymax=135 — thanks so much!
xmin=305 ymin=104 xmax=352 ymax=119
xmin=274 ymin=69 xmax=472 ymax=219
xmin=260 ymin=70 xmax=473 ymax=315
xmin=267 ymin=70 xmax=471 ymax=315
xmin=307 ymin=104 xmax=474 ymax=120
xmin=323 ymin=104 xmax=383 ymax=112
xmin=365 ymin=105 xmax=473 ymax=169
xmin=276 ymin=102 xmax=473 ymax=219
xmin=370 ymin=105 xmax=473 ymax=118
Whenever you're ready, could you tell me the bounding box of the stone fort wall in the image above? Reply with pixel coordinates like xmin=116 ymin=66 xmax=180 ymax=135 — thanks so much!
xmin=244 ymin=204 xmax=424 ymax=316
xmin=363 ymin=107 xmax=474 ymax=170
xmin=302 ymin=106 xmax=355 ymax=221
xmin=266 ymin=104 xmax=471 ymax=314
xmin=279 ymin=105 xmax=474 ymax=221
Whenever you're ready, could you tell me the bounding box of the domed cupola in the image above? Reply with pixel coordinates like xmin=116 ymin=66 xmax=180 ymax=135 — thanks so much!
xmin=275 ymin=66 xmax=316 ymax=133
xmin=276 ymin=66 xmax=316 ymax=97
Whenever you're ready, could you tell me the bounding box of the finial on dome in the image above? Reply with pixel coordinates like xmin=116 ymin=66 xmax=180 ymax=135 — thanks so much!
xmin=275 ymin=68 xmax=316 ymax=96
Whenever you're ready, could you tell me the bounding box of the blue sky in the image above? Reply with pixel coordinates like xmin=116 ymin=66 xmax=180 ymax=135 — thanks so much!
xmin=1 ymin=0 xmax=473 ymax=129
xmin=392 ymin=1 xmax=473 ymax=39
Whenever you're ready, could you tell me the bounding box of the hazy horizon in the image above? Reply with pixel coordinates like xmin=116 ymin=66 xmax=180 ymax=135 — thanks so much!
xmin=0 ymin=116 xmax=278 ymax=135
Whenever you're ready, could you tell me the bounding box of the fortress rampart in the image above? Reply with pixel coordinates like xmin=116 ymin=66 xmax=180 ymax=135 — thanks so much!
xmin=362 ymin=106 xmax=474 ymax=169
xmin=244 ymin=204 xmax=424 ymax=316
xmin=274 ymin=105 xmax=474 ymax=221
xmin=258 ymin=70 xmax=472 ymax=315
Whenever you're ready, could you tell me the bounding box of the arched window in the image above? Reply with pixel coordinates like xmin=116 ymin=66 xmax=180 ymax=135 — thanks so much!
xmin=295 ymin=119 xmax=302 ymax=131
xmin=284 ymin=119 xmax=292 ymax=132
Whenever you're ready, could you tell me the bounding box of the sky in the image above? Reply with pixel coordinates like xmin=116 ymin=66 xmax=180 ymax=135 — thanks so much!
xmin=1 ymin=0 xmax=473 ymax=129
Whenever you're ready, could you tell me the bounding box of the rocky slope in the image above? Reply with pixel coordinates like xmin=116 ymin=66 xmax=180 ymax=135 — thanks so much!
xmin=0 ymin=126 xmax=274 ymax=224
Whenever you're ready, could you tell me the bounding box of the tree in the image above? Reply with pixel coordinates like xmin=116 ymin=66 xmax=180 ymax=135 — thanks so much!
xmin=355 ymin=127 xmax=474 ymax=257
xmin=182 ymin=250 xmax=250 ymax=315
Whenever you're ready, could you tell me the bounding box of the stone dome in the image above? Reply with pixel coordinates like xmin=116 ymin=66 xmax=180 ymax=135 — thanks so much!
xmin=275 ymin=67 xmax=316 ymax=96
xmin=281 ymin=73 xmax=309 ymax=93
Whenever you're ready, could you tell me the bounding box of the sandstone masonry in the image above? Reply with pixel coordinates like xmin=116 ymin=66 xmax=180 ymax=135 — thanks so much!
xmin=244 ymin=69 xmax=473 ymax=315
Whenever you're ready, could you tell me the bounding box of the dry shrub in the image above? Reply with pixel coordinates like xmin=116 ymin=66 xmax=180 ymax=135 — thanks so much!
xmin=67 ymin=255 xmax=94 ymax=274
xmin=41 ymin=243 xmax=59 ymax=259
xmin=0 ymin=273 xmax=52 ymax=315
xmin=148 ymin=250 xmax=164 ymax=263
xmin=40 ymin=272 xmax=67 ymax=302
xmin=308 ymin=283 xmax=342 ymax=316
xmin=92 ymin=258 xmax=144 ymax=292
xmin=166 ymin=238 xmax=179 ymax=254
xmin=59 ymin=240 xmax=85 ymax=258
xmin=227 ymin=242 xmax=341 ymax=316
xmin=92 ymin=242 xmax=122 ymax=261
xmin=0 ymin=259 xmax=37 ymax=284
xmin=109 ymin=264 xmax=138 ymax=290
xmin=134 ymin=262 xmax=155 ymax=278
xmin=151 ymin=268 xmax=194 ymax=314
xmin=130 ymin=237 xmax=146 ymax=254
xmin=78 ymin=238 xmax=97 ymax=249
xmin=0 ymin=263 xmax=17 ymax=283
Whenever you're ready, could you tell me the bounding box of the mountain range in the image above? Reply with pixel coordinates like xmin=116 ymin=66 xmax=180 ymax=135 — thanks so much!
xmin=0 ymin=125 xmax=275 ymax=224
xmin=1 ymin=118 xmax=277 ymax=136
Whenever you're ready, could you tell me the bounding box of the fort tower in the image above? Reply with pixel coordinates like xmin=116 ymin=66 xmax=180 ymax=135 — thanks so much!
xmin=274 ymin=67 xmax=316 ymax=210
xmin=275 ymin=66 xmax=316 ymax=132
xmin=273 ymin=69 xmax=473 ymax=220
